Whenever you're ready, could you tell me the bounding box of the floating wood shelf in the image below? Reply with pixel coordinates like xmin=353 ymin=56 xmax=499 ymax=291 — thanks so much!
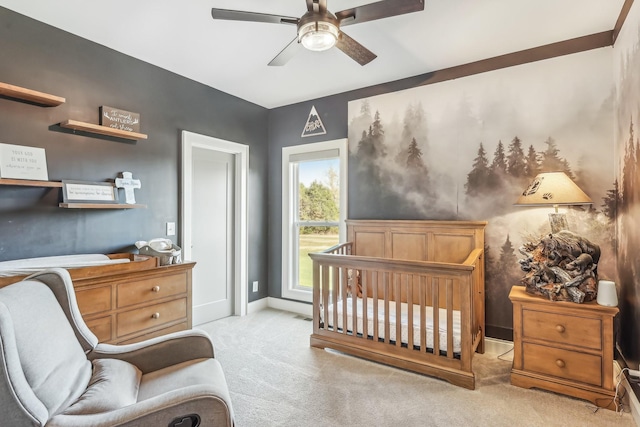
xmin=59 ymin=203 xmax=146 ymax=209
xmin=59 ymin=120 xmax=148 ymax=141
xmin=0 ymin=82 xmax=65 ymax=106
xmin=0 ymin=178 xmax=62 ymax=188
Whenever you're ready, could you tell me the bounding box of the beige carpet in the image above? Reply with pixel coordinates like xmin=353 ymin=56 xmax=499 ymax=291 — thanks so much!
xmin=197 ymin=308 xmax=634 ymax=427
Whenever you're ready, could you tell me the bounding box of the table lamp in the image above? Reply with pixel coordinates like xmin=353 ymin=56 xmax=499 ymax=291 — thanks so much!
xmin=514 ymin=171 xmax=593 ymax=233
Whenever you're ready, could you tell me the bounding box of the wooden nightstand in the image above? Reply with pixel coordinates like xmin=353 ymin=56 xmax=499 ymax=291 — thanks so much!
xmin=509 ymin=286 xmax=619 ymax=409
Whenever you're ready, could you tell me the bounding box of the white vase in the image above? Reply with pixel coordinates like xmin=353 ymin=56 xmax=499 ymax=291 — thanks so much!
xmin=597 ymin=280 xmax=618 ymax=307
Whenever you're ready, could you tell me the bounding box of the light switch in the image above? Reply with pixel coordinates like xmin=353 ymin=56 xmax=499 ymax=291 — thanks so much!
xmin=166 ymin=222 xmax=176 ymax=236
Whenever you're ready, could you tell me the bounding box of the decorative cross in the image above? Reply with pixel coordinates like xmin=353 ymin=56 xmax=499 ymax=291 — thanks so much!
xmin=115 ymin=171 xmax=141 ymax=204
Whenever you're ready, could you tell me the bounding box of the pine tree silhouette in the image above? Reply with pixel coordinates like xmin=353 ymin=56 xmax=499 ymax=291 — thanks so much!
xmin=601 ymin=179 xmax=621 ymax=220
xmin=465 ymin=143 xmax=490 ymax=196
xmin=622 ymin=117 xmax=635 ymax=211
xmin=488 ymin=140 xmax=507 ymax=189
xmin=524 ymin=144 xmax=540 ymax=178
xmin=506 ymin=136 xmax=526 ymax=178
xmin=406 ymin=137 xmax=425 ymax=169
xmin=539 ymin=137 xmax=574 ymax=178
xmin=490 ymin=141 xmax=507 ymax=173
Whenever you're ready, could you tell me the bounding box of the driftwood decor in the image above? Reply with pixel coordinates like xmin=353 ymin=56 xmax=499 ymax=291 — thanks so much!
xmin=518 ymin=230 xmax=600 ymax=303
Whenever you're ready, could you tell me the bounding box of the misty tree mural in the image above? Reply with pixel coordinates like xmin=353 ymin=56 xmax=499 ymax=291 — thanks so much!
xmin=614 ymin=8 xmax=640 ymax=367
xmin=348 ymin=48 xmax=616 ymax=338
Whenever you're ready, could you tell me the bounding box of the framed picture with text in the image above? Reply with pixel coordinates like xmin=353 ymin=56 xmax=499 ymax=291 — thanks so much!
xmin=62 ymin=180 xmax=119 ymax=204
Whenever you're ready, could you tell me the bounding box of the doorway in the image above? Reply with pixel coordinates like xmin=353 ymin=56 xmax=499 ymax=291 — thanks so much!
xmin=181 ymin=131 xmax=248 ymax=324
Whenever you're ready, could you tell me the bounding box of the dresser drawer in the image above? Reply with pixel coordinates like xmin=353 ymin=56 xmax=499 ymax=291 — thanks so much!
xmin=116 ymin=298 xmax=187 ymax=337
xmin=523 ymin=342 xmax=602 ymax=386
xmin=85 ymin=315 xmax=113 ymax=342
xmin=118 ymin=322 xmax=188 ymax=345
xmin=117 ymin=272 xmax=187 ymax=309
xmin=76 ymin=285 xmax=112 ymax=316
xmin=522 ymin=308 xmax=601 ymax=350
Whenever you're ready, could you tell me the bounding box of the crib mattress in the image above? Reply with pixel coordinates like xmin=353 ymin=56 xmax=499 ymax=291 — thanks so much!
xmin=325 ymin=297 xmax=462 ymax=353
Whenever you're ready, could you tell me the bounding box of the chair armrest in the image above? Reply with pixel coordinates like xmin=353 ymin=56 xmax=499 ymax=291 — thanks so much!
xmin=87 ymin=329 xmax=215 ymax=373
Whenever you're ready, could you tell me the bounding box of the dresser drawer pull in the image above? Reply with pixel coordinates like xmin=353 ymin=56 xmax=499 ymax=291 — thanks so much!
xmin=555 ymin=324 xmax=565 ymax=333
xmin=151 ymin=312 xmax=161 ymax=319
xmin=555 ymin=359 xmax=566 ymax=368
xmin=151 ymin=285 xmax=161 ymax=293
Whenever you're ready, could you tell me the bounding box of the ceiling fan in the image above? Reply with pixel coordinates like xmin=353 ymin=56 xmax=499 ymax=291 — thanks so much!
xmin=211 ymin=0 xmax=425 ymax=66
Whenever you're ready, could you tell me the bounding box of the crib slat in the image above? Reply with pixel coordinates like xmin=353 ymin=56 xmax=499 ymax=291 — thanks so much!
xmin=447 ymin=279 xmax=454 ymax=359
xmin=395 ymin=273 xmax=402 ymax=348
xmin=362 ymin=270 xmax=369 ymax=339
xmin=351 ymin=269 xmax=357 ymax=337
xmin=341 ymin=267 xmax=347 ymax=335
xmin=432 ymin=277 xmax=440 ymax=355
xmin=407 ymin=274 xmax=414 ymax=349
xmin=322 ymin=264 xmax=330 ymax=332
xmin=420 ymin=275 xmax=427 ymax=352
xmin=331 ymin=265 xmax=338 ymax=333
xmin=313 ymin=260 xmax=321 ymax=332
xmin=384 ymin=272 xmax=390 ymax=344
xmin=372 ymin=271 xmax=379 ymax=342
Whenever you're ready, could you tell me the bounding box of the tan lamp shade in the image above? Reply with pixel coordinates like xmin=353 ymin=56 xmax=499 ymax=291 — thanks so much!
xmin=514 ymin=171 xmax=593 ymax=207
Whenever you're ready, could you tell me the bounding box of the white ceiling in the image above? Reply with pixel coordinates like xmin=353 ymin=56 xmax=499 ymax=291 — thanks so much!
xmin=0 ymin=0 xmax=626 ymax=109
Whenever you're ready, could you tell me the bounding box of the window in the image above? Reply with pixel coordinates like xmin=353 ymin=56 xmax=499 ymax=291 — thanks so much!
xmin=282 ymin=139 xmax=347 ymax=302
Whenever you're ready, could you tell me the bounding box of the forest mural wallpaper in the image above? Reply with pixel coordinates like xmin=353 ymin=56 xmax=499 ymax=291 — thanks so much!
xmin=347 ymin=48 xmax=615 ymax=339
xmin=614 ymin=1 xmax=640 ymax=370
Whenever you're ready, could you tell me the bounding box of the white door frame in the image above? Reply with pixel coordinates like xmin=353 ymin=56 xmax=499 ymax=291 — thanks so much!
xmin=181 ymin=130 xmax=248 ymax=317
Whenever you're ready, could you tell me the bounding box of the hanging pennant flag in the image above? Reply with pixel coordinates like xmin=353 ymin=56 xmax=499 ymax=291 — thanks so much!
xmin=301 ymin=105 xmax=327 ymax=138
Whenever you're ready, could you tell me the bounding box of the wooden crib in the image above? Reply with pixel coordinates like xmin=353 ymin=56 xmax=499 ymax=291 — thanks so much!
xmin=309 ymin=220 xmax=486 ymax=389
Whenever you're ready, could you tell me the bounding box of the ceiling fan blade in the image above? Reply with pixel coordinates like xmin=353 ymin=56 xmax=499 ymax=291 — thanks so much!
xmin=336 ymin=0 xmax=424 ymax=26
xmin=335 ymin=31 xmax=377 ymax=66
xmin=211 ymin=8 xmax=298 ymax=25
xmin=268 ymin=37 xmax=302 ymax=66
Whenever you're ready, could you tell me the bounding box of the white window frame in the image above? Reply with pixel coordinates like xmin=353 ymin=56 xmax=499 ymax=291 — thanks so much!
xmin=281 ymin=139 xmax=348 ymax=302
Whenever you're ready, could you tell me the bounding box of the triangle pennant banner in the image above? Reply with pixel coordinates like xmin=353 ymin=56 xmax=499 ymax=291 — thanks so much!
xmin=301 ymin=105 xmax=327 ymax=137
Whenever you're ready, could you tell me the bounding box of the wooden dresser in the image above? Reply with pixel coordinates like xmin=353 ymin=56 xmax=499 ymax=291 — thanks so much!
xmin=0 ymin=254 xmax=195 ymax=344
xmin=509 ymin=286 xmax=618 ymax=409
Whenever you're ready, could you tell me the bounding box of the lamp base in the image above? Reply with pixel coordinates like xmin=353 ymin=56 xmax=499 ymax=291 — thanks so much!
xmin=548 ymin=213 xmax=568 ymax=234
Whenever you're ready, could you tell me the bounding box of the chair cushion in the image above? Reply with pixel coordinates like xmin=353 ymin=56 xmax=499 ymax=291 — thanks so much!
xmin=138 ymin=358 xmax=230 ymax=402
xmin=0 ymin=281 xmax=92 ymax=416
xmin=62 ymin=358 xmax=142 ymax=415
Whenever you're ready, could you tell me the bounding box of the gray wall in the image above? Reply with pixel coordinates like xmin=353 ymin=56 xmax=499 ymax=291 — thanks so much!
xmin=0 ymin=8 xmax=269 ymax=302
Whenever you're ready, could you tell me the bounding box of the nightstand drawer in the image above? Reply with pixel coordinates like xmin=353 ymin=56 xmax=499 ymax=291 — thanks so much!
xmin=117 ymin=273 xmax=187 ymax=309
xmin=522 ymin=308 xmax=601 ymax=350
xmin=523 ymin=342 xmax=602 ymax=386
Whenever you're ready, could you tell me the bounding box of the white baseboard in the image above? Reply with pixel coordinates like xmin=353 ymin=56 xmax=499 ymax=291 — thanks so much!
xmin=265 ymin=297 xmax=313 ymax=317
xmin=247 ymin=297 xmax=268 ymax=314
xmin=615 ymin=362 xmax=640 ymax=425
xmin=247 ymin=297 xmax=313 ymax=317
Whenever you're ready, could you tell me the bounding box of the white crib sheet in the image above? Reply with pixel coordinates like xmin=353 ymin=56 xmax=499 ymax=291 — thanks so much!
xmin=325 ymin=297 xmax=462 ymax=353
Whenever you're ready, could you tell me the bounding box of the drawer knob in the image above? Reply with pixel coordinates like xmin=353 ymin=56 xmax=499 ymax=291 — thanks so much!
xmin=555 ymin=359 xmax=566 ymax=368
xmin=555 ymin=324 xmax=565 ymax=333
xmin=151 ymin=285 xmax=161 ymax=293
xmin=151 ymin=312 xmax=161 ymax=319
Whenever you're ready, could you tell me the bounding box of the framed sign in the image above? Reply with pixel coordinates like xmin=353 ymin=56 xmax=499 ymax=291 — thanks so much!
xmin=62 ymin=180 xmax=119 ymax=204
xmin=100 ymin=106 xmax=141 ymax=133
xmin=0 ymin=143 xmax=48 ymax=180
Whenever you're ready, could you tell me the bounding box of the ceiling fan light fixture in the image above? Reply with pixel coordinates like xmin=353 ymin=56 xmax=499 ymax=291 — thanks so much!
xmin=298 ymin=21 xmax=339 ymax=51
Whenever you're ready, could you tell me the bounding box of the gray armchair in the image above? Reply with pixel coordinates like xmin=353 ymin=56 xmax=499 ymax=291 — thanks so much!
xmin=0 ymin=268 xmax=234 ymax=426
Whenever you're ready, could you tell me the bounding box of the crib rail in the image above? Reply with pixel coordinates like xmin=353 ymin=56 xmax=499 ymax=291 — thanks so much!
xmin=309 ymin=245 xmax=484 ymax=389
